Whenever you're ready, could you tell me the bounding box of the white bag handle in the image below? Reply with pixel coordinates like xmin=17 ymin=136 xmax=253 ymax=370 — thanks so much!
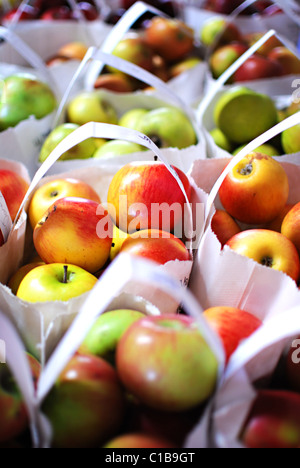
xmin=52 ymin=46 xmax=201 ymax=142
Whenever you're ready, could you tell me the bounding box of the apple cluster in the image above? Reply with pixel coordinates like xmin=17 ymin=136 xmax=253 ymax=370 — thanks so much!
xmin=201 ymin=17 xmax=300 ymax=82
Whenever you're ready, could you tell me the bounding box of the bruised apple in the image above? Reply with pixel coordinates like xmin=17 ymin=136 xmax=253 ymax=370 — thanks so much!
xmin=107 ymin=162 xmax=192 ymax=234
xmin=33 ymin=197 xmax=113 ymax=274
xmin=219 ymin=153 xmax=289 ymax=225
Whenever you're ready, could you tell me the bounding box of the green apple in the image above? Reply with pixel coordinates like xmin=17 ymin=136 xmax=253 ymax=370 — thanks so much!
xmin=214 ymin=87 xmax=278 ymax=145
xmin=79 ymin=309 xmax=145 ymax=363
xmin=209 ymin=128 xmax=233 ymax=152
xmin=39 ymin=123 xmax=98 ymax=162
xmin=16 ymin=263 xmax=98 ymax=303
xmin=118 ymin=108 xmax=149 ymax=130
xmin=0 ymin=73 xmax=57 ymax=131
xmin=137 ymin=107 xmax=198 ymax=149
xmin=93 ymin=140 xmax=146 ymax=159
xmin=67 ymin=91 xmax=118 ymax=126
xmin=281 ymin=124 xmax=300 ymax=154
xmin=233 ymin=143 xmax=281 ymax=157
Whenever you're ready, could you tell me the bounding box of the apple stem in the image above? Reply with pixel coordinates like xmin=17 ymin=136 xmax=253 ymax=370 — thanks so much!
xmin=63 ymin=265 xmax=68 ymax=284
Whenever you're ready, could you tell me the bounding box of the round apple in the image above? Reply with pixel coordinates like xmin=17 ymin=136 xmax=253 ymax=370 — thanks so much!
xmin=0 ymin=169 xmax=29 ymax=222
xmin=226 ymin=229 xmax=300 ymax=282
xmin=116 ymin=314 xmax=219 ymax=412
xmin=219 ymin=152 xmax=289 ymax=225
xmin=67 ymin=90 xmax=118 ymax=126
xmin=16 ymin=263 xmax=98 ymax=303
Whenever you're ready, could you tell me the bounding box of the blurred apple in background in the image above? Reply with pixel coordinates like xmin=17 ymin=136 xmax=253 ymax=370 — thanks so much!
xmin=211 ymin=210 xmax=241 ymax=247
xmin=268 ymin=47 xmax=300 ymax=76
xmin=33 ymin=198 xmax=113 ymax=273
xmin=16 ymin=263 xmax=98 ymax=303
xmin=203 ymin=306 xmax=262 ymax=364
xmin=67 ymin=91 xmax=118 ymax=126
xmin=28 ymin=178 xmax=101 ymax=230
xmin=226 ymin=229 xmax=300 ymax=282
xmin=281 ymin=124 xmax=300 ymax=155
xmin=39 ymin=123 xmax=98 ymax=163
xmin=109 ymin=34 xmax=156 ymax=76
xmin=94 ymin=74 xmax=134 ymax=93
xmin=200 ymin=17 xmax=243 ymax=48
xmin=233 ymin=55 xmax=283 ymax=82
xmin=219 ymin=152 xmax=289 ymax=225
xmin=120 ymin=229 xmax=190 ymax=265
xmin=240 ymin=390 xmax=300 ymax=448
xmin=209 ymin=43 xmax=248 ymax=81
xmin=107 ymin=161 xmax=192 ymax=234
xmin=93 ymin=140 xmax=145 ymax=159
xmin=116 ymin=314 xmax=219 ymax=412
xmin=42 ymin=353 xmax=126 ymax=448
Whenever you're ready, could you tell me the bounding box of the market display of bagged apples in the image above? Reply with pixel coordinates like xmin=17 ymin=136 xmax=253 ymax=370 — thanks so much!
xmin=1 ymin=0 xmax=300 ymax=450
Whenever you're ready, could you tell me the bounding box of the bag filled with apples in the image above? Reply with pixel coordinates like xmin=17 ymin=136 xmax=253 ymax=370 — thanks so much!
xmin=196 ymin=26 xmax=300 ymax=159
xmin=0 ymin=120 xmax=205 ymax=365
xmin=0 ymin=0 xmax=114 ymax=96
xmin=188 ymin=104 xmax=300 ymax=326
xmin=79 ymin=1 xmax=207 ymax=104
xmin=195 ymin=304 xmax=300 ymax=448
xmin=0 ymin=254 xmax=226 ymax=448
xmin=0 ymin=26 xmax=61 ymax=176
xmin=34 ymin=45 xmax=205 ymax=176
xmin=186 ymin=0 xmax=300 ymax=46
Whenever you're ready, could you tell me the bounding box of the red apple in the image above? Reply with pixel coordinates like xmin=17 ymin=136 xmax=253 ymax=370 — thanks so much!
xmin=210 ymin=43 xmax=248 ymax=81
xmin=211 ymin=210 xmax=241 ymax=247
xmin=41 ymin=6 xmax=73 ymax=20
xmin=116 ymin=314 xmax=219 ymax=412
xmin=72 ymin=2 xmax=99 ymax=21
xmin=233 ymin=55 xmax=284 ymax=82
xmin=33 ymin=197 xmax=113 ymax=274
xmin=240 ymin=390 xmax=300 ymax=448
xmin=119 ymin=229 xmax=190 ymax=265
xmin=219 ymin=153 xmax=289 ymax=225
xmin=281 ymin=202 xmax=300 ymax=256
xmin=107 ymin=161 xmax=192 ymax=235
xmin=2 ymin=5 xmax=40 ymax=22
xmin=0 ymin=169 xmax=29 ymax=222
xmin=0 ymin=353 xmax=41 ymax=444
xmin=203 ymin=306 xmax=262 ymax=364
xmin=226 ymin=229 xmax=300 ymax=283
xmin=268 ymin=47 xmax=300 ymax=76
xmin=42 ymin=353 xmax=126 ymax=448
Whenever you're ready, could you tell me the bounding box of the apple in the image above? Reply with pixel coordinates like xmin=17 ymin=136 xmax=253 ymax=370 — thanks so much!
xmin=232 ymin=143 xmax=281 ymax=157
xmin=136 ymin=107 xmax=198 ymax=149
xmin=67 ymin=91 xmax=118 ymax=126
xmin=56 ymin=42 xmax=89 ymax=61
xmin=107 ymin=161 xmax=192 ymax=234
xmin=93 ymin=140 xmax=145 ymax=159
xmin=211 ymin=209 xmax=241 ymax=247
xmin=39 ymin=123 xmax=98 ymax=163
xmin=240 ymin=390 xmax=300 ymax=448
xmin=281 ymin=124 xmax=300 ymax=154
xmin=245 ymin=33 xmax=283 ymax=57
xmin=209 ymin=43 xmax=248 ymax=81
xmin=109 ymin=34 xmax=155 ymax=76
xmin=116 ymin=314 xmax=219 ymax=412
xmin=120 ymin=229 xmax=191 ymax=265
xmin=118 ymin=108 xmax=149 ymax=130
xmin=233 ymin=55 xmax=284 ymax=82
xmin=41 ymin=6 xmax=73 ymax=20
xmin=209 ymin=128 xmax=233 ymax=153
xmin=200 ymin=17 xmax=243 ymax=48
xmin=16 ymin=263 xmax=98 ymax=303
xmin=268 ymin=47 xmax=300 ymax=76
xmin=110 ymin=224 xmax=130 ymax=261
xmin=2 ymin=4 xmax=40 ymax=21
xmin=0 ymin=353 xmax=41 ymax=444
xmin=79 ymin=309 xmax=145 ymax=363
xmin=203 ymin=306 xmax=262 ymax=364
xmin=0 ymin=73 xmax=57 ymax=131
xmin=265 ymin=203 xmax=295 ymax=233
xmin=72 ymin=2 xmax=99 ymax=21
xmin=33 ymin=198 xmax=113 ymax=274
xmin=28 ymin=177 xmax=101 ymax=230
xmin=94 ymin=74 xmax=134 ymax=93
xmin=226 ymin=229 xmax=300 ymax=282
xmin=144 ymin=17 xmax=195 ymax=63
xmin=214 ymin=87 xmax=278 ymax=145
xmin=104 ymin=432 xmax=177 ymax=448
xmin=7 ymin=261 xmax=45 ymax=296
xmin=0 ymin=169 xmax=29 ymax=222
xmin=42 ymin=353 xmax=126 ymax=448
xmin=219 ymin=152 xmax=289 ymax=225
xmin=281 ymin=202 xmax=300 ymax=255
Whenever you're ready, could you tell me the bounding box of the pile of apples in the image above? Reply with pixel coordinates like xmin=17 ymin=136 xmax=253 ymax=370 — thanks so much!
xmin=1 ymin=0 xmax=100 ymax=23
xmin=201 ymin=17 xmax=300 ymax=82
